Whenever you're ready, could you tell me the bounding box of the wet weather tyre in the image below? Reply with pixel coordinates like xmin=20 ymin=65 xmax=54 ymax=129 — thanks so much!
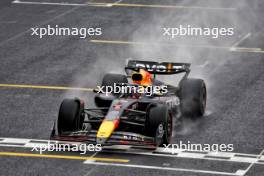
xmin=179 ymin=79 xmax=207 ymax=119
xmin=57 ymin=98 xmax=84 ymax=134
xmin=145 ymin=105 xmax=172 ymax=146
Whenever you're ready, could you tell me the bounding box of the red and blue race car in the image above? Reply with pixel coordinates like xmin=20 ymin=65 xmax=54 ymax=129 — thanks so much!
xmin=50 ymin=60 xmax=207 ymax=147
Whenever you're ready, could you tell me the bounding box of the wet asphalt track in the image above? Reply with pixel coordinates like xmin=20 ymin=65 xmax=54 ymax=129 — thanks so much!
xmin=0 ymin=0 xmax=263 ymax=175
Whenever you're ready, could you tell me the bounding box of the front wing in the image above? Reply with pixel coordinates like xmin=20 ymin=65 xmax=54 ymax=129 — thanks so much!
xmin=50 ymin=127 xmax=156 ymax=147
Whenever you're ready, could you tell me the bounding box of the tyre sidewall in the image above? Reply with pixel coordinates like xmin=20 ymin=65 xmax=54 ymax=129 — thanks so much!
xmin=179 ymin=79 xmax=207 ymax=118
xmin=58 ymin=99 xmax=83 ymax=134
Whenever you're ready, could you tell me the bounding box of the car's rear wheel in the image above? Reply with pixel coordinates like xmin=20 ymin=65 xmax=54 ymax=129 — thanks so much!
xmin=101 ymin=73 xmax=128 ymax=96
xmin=57 ymin=98 xmax=84 ymax=134
xmin=102 ymin=73 xmax=128 ymax=89
xmin=95 ymin=74 xmax=128 ymax=107
xmin=179 ymin=78 xmax=207 ymax=119
xmin=145 ymin=104 xmax=172 ymax=146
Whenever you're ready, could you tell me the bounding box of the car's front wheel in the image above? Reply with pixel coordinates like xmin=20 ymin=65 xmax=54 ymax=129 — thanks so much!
xmin=145 ymin=104 xmax=172 ymax=146
xmin=57 ymin=98 xmax=84 ymax=134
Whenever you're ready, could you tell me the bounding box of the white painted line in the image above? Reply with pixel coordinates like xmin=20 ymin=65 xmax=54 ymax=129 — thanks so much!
xmin=0 ymin=137 xmax=263 ymax=165
xmin=2 ymin=138 xmax=31 ymax=144
xmin=230 ymin=157 xmax=257 ymax=163
xmin=82 ymin=152 xmax=100 ymax=176
xmin=207 ymin=151 xmax=234 ymax=158
xmin=83 ymin=162 xmax=241 ymax=176
xmin=239 ymin=149 xmax=264 ymax=176
xmin=23 ymin=143 xmax=52 ymax=150
xmin=231 ymin=33 xmax=251 ymax=48
xmin=103 ymin=145 xmax=131 ymax=150
xmin=177 ymin=152 xmax=206 ymax=158
xmin=235 ymin=170 xmax=246 ymax=176
xmin=102 ymin=149 xmax=263 ymax=164
xmin=0 ymin=144 xmax=27 ymax=148
xmin=155 ymin=147 xmax=185 ymax=154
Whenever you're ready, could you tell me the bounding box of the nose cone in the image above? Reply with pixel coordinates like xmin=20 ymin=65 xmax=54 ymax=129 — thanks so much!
xmin=96 ymin=120 xmax=117 ymax=144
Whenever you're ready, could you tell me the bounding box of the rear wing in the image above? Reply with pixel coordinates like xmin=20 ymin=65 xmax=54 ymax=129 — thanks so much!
xmin=125 ymin=60 xmax=190 ymax=75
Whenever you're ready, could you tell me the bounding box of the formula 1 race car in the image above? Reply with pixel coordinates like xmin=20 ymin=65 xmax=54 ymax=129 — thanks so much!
xmin=50 ymin=60 xmax=207 ymax=147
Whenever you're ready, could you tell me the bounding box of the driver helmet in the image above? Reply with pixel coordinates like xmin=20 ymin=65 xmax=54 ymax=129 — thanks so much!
xmin=131 ymin=69 xmax=153 ymax=86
